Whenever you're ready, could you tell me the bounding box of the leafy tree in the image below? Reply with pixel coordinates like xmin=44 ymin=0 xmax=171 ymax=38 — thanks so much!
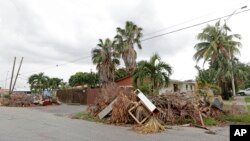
xmin=69 ymin=72 xmax=99 ymax=87
xmin=115 ymin=68 xmax=129 ymax=81
xmin=115 ymin=21 xmax=143 ymax=73
xmin=69 ymin=72 xmax=85 ymax=87
xmin=49 ymin=77 xmax=63 ymax=90
xmin=28 ymin=72 xmax=49 ymax=94
xmin=92 ymin=38 xmax=120 ymax=84
xmin=232 ymin=61 xmax=249 ymax=89
xmin=133 ymin=53 xmax=172 ymax=95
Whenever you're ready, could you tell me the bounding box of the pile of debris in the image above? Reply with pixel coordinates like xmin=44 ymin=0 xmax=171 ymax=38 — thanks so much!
xmin=33 ymin=95 xmax=61 ymax=106
xmin=0 ymin=93 xmax=33 ymax=107
xmin=88 ymin=84 xmax=224 ymax=134
xmin=0 ymin=93 xmax=61 ymax=107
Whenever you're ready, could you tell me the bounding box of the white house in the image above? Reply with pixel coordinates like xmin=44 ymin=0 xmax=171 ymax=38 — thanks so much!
xmin=160 ymin=80 xmax=196 ymax=94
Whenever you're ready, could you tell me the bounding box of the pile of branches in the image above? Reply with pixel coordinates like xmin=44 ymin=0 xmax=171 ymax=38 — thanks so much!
xmin=87 ymin=87 xmax=224 ymax=134
xmin=88 ymin=83 xmax=137 ymax=123
xmin=108 ymin=90 xmax=137 ymax=124
xmin=150 ymin=93 xmax=202 ymax=125
xmin=8 ymin=93 xmax=33 ymax=107
xmin=151 ymin=93 xmax=223 ymax=125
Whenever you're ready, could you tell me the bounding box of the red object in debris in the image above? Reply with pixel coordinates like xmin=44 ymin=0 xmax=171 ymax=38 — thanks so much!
xmin=42 ymin=100 xmax=52 ymax=106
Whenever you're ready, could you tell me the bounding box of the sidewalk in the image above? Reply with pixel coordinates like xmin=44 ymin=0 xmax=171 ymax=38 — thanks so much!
xmin=232 ymin=96 xmax=248 ymax=113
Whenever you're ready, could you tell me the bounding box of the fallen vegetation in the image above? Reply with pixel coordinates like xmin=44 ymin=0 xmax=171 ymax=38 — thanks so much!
xmin=0 ymin=93 xmax=61 ymax=107
xmin=84 ymin=84 xmax=228 ymax=134
xmin=72 ymin=111 xmax=103 ymax=122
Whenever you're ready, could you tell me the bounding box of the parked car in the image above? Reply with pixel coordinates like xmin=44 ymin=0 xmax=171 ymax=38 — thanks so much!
xmin=237 ymin=88 xmax=250 ymax=96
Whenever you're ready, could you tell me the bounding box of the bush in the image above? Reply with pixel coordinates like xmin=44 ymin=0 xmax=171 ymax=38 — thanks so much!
xmin=137 ymin=84 xmax=152 ymax=96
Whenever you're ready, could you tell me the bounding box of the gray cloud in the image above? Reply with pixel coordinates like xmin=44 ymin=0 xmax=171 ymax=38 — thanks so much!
xmin=0 ymin=0 xmax=249 ymax=88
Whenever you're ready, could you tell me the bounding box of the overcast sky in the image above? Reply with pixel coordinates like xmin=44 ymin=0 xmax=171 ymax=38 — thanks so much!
xmin=0 ymin=0 xmax=249 ymax=89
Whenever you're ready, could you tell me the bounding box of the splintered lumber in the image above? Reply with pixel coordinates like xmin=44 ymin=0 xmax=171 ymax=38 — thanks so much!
xmin=98 ymin=98 xmax=117 ymax=119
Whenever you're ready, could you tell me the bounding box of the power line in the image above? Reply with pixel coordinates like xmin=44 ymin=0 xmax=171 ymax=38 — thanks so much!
xmin=141 ymin=9 xmax=250 ymax=42
xmin=143 ymin=11 xmax=216 ymax=37
xmin=2 ymin=8 xmax=249 ymax=83
xmin=19 ymin=55 xmax=91 ymax=75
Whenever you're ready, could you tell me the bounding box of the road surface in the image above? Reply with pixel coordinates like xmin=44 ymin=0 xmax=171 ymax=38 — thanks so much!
xmin=0 ymin=105 xmax=230 ymax=141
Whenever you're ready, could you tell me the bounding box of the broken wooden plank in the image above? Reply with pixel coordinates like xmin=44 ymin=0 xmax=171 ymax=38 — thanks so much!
xmin=128 ymin=101 xmax=151 ymax=125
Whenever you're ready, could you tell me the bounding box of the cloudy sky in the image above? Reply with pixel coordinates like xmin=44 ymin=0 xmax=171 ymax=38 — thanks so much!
xmin=0 ymin=0 xmax=249 ymax=89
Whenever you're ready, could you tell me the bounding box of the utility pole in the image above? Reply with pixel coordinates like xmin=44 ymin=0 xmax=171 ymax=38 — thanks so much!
xmin=11 ymin=57 xmax=24 ymax=92
xmin=9 ymin=57 xmax=16 ymax=95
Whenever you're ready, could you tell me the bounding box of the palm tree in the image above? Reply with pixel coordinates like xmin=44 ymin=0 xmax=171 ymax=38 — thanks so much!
xmin=28 ymin=72 xmax=49 ymax=94
xmin=92 ymin=38 xmax=120 ymax=84
xmin=48 ymin=77 xmax=63 ymax=95
xmin=193 ymin=22 xmax=241 ymax=65
xmin=115 ymin=21 xmax=143 ymax=73
xmin=133 ymin=53 xmax=172 ymax=95
xmin=194 ymin=22 xmax=242 ymax=99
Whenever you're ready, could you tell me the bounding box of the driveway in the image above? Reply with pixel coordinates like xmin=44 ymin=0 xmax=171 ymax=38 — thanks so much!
xmin=0 ymin=106 xmax=230 ymax=141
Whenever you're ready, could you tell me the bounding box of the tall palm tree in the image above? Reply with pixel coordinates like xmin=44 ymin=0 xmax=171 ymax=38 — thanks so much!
xmin=193 ymin=22 xmax=241 ymax=65
xmin=92 ymin=38 xmax=120 ymax=84
xmin=115 ymin=21 xmax=143 ymax=73
xmin=194 ymin=22 xmax=242 ymax=99
xmin=133 ymin=53 xmax=172 ymax=95
xmin=28 ymin=72 xmax=49 ymax=94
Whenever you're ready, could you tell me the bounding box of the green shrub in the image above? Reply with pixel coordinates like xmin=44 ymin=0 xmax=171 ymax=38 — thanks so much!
xmin=204 ymin=117 xmax=219 ymax=126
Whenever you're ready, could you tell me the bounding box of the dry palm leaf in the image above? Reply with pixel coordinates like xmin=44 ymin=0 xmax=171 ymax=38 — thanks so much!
xmin=132 ymin=116 xmax=165 ymax=134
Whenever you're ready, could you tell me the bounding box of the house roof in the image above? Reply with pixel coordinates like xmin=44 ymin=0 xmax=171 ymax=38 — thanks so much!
xmin=115 ymin=75 xmax=132 ymax=82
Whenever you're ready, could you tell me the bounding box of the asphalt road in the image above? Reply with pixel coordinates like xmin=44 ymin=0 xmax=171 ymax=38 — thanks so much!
xmin=0 ymin=105 xmax=230 ymax=141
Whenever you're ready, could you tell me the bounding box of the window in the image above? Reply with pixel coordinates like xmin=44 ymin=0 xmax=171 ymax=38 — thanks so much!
xmin=186 ymin=85 xmax=188 ymax=90
xmin=190 ymin=85 xmax=193 ymax=90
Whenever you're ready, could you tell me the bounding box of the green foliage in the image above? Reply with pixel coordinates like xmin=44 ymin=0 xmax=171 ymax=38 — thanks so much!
xmin=245 ymin=96 xmax=250 ymax=103
xmin=195 ymin=65 xmax=216 ymax=86
xmin=204 ymin=117 xmax=219 ymax=126
xmin=72 ymin=112 xmax=103 ymax=122
xmin=217 ymin=114 xmax=250 ymax=123
xmin=236 ymin=63 xmax=250 ymax=89
xmin=137 ymin=83 xmax=152 ymax=96
xmin=28 ymin=72 xmax=50 ymax=94
xmin=115 ymin=68 xmax=128 ymax=81
xmin=115 ymin=21 xmax=143 ymax=73
xmin=69 ymin=72 xmax=99 ymax=87
xmin=28 ymin=73 xmax=65 ymax=93
xmin=92 ymin=38 xmax=119 ymax=84
xmin=49 ymin=77 xmax=63 ymax=90
xmin=133 ymin=53 xmax=172 ymax=95
xmin=194 ymin=22 xmax=245 ymax=99
xmin=194 ymin=21 xmax=241 ymax=64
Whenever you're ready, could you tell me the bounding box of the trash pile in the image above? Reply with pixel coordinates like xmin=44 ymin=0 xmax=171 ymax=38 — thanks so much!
xmin=0 ymin=93 xmax=61 ymax=107
xmin=88 ymin=84 xmax=224 ymax=134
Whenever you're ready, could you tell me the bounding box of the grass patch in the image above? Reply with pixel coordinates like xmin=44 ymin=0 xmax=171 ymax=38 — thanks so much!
xmin=204 ymin=117 xmax=219 ymax=126
xmin=247 ymin=105 xmax=250 ymax=112
xmin=216 ymin=113 xmax=250 ymax=123
xmin=245 ymin=96 xmax=250 ymax=103
xmin=72 ymin=112 xmax=103 ymax=123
